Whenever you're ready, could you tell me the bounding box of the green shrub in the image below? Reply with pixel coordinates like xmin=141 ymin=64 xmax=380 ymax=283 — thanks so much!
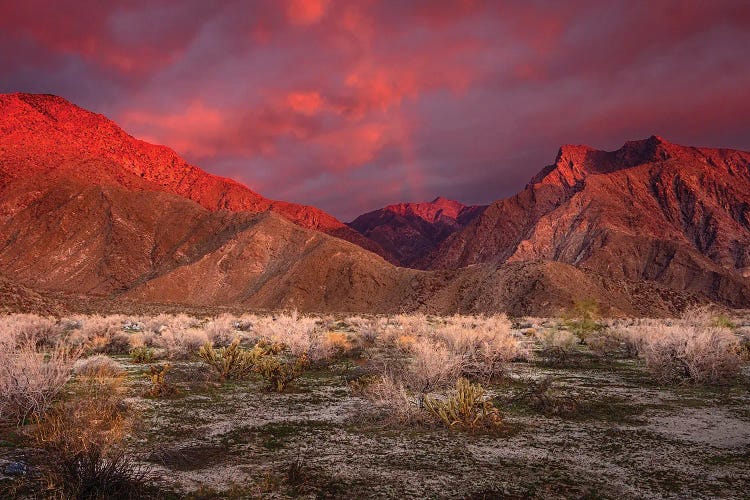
xmin=130 ymin=346 xmax=154 ymax=364
xmin=198 ymin=339 xmax=261 ymax=380
xmin=564 ymin=299 xmax=604 ymax=343
xmin=255 ymin=353 xmax=309 ymax=392
xmin=146 ymin=364 xmax=176 ymax=398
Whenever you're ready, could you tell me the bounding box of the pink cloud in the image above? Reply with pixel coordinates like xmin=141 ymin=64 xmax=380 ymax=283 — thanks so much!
xmin=286 ymin=0 xmax=330 ymax=26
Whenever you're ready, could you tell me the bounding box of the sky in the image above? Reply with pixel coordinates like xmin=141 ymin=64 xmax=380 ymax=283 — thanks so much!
xmin=2 ymin=0 xmax=750 ymax=221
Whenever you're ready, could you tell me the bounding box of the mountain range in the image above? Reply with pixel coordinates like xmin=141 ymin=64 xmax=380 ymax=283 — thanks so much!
xmin=1 ymin=93 xmax=748 ymax=316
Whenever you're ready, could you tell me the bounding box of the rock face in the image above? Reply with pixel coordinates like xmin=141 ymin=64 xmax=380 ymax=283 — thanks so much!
xmin=348 ymin=197 xmax=485 ymax=267
xmin=0 ymin=93 xmax=390 ymax=260
xmin=424 ymin=136 xmax=750 ymax=307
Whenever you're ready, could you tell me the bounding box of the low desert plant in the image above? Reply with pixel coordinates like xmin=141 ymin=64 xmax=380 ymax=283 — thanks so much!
xmin=198 ymin=339 xmax=285 ymax=381
xmin=256 ymin=312 xmax=328 ymax=360
xmin=204 ymin=315 xmax=236 ymax=347
xmin=255 ymin=353 xmax=310 ymax=392
xmin=0 ymin=341 xmax=81 ymax=425
xmin=431 ymin=315 xmax=528 ymax=381
xmin=364 ymin=374 xmax=422 ymax=423
xmin=586 ymin=331 xmax=625 ymax=361
xmin=157 ymin=326 xmax=208 ymax=359
xmin=32 ymin=377 xmax=150 ymax=498
xmin=146 ymin=364 xmax=176 ymax=397
xmin=198 ymin=339 xmax=260 ymax=380
xmin=74 ymin=355 xmax=125 ymax=379
xmin=424 ymin=378 xmax=502 ymax=431
xmin=130 ymin=346 xmax=155 ymax=363
xmin=635 ymin=325 xmax=742 ymax=384
xmin=536 ymin=329 xmax=578 ymax=365
xmin=404 ymin=338 xmax=463 ymax=398
xmin=508 ymin=376 xmax=580 ymax=417
xmin=0 ymin=314 xmax=61 ymax=347
xmin=322 ymin=331 xmax=352 ymax=357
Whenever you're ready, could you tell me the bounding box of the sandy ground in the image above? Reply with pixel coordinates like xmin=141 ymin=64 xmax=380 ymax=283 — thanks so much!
xmin=2 ymin=328 xmax=749 ymax=499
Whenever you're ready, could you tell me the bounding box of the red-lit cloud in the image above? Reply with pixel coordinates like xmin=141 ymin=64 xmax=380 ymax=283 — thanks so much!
xmin=2 ymin=0 xmax=750 ymax=220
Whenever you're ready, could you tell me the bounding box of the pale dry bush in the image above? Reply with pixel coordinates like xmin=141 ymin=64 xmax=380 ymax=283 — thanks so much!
xmin=364 ymin=374 xmax=422 ymax=423
xmin=0 ymin=314 xmax=61 ymax=346
xmin=61 ymin=315 xmax=132 ymax=354
xmin=679 ymin=305 xmax=723 ymax=328
xmin=535 ymin=329 xmax=578 ymax=364
xmin=346 ymin=316 xmax=385 ymax=346
xmin=74 ymin=355 xmax=125 ymax=379
xmin=536 ymin=329 xmax=578 ymax=351
xmin=403 ymin=337 xmax=463 ymax=394
xmin=322 ymin=331 xmax=353 ymax=356
xmin=141 ymin=313 xmax=199 ymax=334
xmin=155 ymin=326 xmax=209 ymax=359
xmin=434 ymin=315 xmax=529 ymax=380
xmin=204 ymin=314 xmax=237 ymax=347
xmin=624 ymin=323 xmax=742 ymax=384
xmin=0 ymin=340 xmax=81 ymax=424
xmin=256 ymin=312 xmax=332 ymax=361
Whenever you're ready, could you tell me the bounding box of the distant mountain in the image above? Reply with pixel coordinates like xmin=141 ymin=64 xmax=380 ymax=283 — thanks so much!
xmin=0 ymin=93 xmax=742 ymax=315
xmin=0 ymin=93 xmax=391 ymax=260
xmin=424 ymin=135 xmax=750 ymax=307
xmin=348 ymin=197 xmax=485 ymax=267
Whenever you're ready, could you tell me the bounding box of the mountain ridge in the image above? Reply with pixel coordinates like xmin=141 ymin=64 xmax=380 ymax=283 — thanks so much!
xmin=0 ymin=92 xmax=394 ymax=261
xmin=348 ymin=197 xmax=486 ymax=267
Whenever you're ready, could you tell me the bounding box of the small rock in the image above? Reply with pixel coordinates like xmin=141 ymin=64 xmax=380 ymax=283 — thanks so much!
xmin=5 ymin=461 xmax=27 ymax=476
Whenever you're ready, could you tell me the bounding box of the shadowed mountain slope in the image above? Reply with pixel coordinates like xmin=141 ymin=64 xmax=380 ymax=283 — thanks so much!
xmin=348 ymin=197 xmax=486 ymax=266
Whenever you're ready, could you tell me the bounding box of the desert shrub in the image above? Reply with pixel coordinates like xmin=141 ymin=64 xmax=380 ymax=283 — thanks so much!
xmin=563 ymin=299 xmax=603 ymax=343
xmin=635 ymin=325 xmax=742 ymax=384
xmin=322 ymin=331 xmax=353 ymax=357
xmin=255 ymin=353 xmax=309 ymax=392
xmin=395 ymin=334 xmax=417 ymax=351
xmin=87 ymin=331 xmax=131 ymax=355
xmin=536 ymin=329 xmax=578 ymax=365
xmin=204 ymin=315 xmax=236 ymax=347
xmin=424 ymin=378 xmax=502 ymax=431
xmin=0 ymin=314 xmax=61 ymax=347
xmin=257 ymin=312 xmax=331 ymax=362
xmin=403 ymin=338 xmax=462 ymax=398
xmin=146 ymin=364 xmax=177 ymax=398
xmin=508 ymin=376 xmax=580 ymax=417
xmin=680 ymin=305 xmax=721 ymax=328
xmin=32 ymin=377 xmax=150 ymax=498
xmin=74 ymin=355 xmax=125 ymax=378
xmin=198 ymin=339 xmax=281 ymax=381
xmin=586 ymin=331 xmax=625 ymax=361
xmin=435 ymin=316 xmax=529 ymax=381
xmin=0 ymin=341 xmax=81 ymax=425
xmin=364 ymin=374 xmax=422 ymax=423
xmin=130 ymin=346 xmax=155 ymax=363
xmin=156 ymin=326 xmax=208 ymax=359
xmin=346 ymin=316 xmax=383 ymax=346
